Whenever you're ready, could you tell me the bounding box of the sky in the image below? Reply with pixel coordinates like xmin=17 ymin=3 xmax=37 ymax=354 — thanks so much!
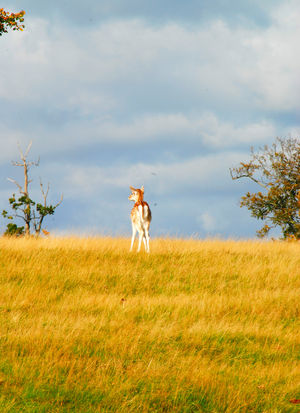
xmin=0 ymin=0 xmax=299 ymax=238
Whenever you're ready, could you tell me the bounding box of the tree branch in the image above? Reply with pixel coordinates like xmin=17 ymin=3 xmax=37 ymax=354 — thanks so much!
xmin=247 ymin=175 xmax=268 ymax=189
xmin=7 ymin=177 xmax=24 ymax=193
xmin=40 ymin=179 xmax=50 ymax=205
xmin=229 ymin=168 xmax=268 ymax=189
xmin=13 ymin=142 xmax=39 ymax=169
xmin=24 ymin=141 xmax=32 ymax=159
xmin=55 ymin=193 xmax=64 ymax=208
xmin=15 ymin=214 xmax=26 ymax=221
xmin=11 ymin=161 xmax=24 ymax=167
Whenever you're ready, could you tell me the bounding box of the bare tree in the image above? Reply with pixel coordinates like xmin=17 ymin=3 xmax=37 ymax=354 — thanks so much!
xmin=2 ymin=142 xmax=63 ymax=236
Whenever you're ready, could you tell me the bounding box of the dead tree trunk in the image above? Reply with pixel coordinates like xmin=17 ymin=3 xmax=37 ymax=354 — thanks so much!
xmin=8 ymin=142 xmax=39 ymax=236
xmin=5 ymin=142 xmax=63 ymax=237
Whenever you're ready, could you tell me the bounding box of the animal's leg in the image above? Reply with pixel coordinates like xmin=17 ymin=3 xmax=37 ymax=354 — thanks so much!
xmin=137 ymin=230 xmax=143 ymax=252
xmin=145 ymin=228 xmax=150 ymax=253
xmin=142 ymin=234 xmax=147 ymax=251
xmin=130 ymin=225 xmax=137 ymax=251
xmin=143 ymin=222 xmax=150 ymax=253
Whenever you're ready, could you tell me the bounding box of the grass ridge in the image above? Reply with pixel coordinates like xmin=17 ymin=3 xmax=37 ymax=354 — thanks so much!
xmin=0 ymin=237 xmax=299 ymax=412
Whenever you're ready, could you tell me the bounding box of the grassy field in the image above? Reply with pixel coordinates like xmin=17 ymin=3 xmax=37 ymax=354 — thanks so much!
xmin=0 ymin=237 xmax=299 ymax=412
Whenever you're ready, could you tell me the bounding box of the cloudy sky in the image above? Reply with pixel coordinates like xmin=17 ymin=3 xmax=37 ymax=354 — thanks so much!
xmin=1 ymin=1 xmax=299 ymax=238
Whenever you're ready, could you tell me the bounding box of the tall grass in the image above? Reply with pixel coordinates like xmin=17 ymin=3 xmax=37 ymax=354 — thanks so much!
xmin=0 ymin=237 xmax=299 ymax=412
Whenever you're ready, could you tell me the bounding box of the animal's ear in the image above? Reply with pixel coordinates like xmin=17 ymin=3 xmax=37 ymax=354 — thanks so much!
xmin=129 ymin=186 xmax=136 ymax=191
xmin=140 ymin=185 xmax=144 ymax=193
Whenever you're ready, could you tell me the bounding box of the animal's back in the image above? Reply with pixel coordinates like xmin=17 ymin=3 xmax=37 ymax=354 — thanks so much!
xmin=142 ymin=201 xmax=152 ymax=222
xmin=131 ymin=201 xmax=151 ymax=226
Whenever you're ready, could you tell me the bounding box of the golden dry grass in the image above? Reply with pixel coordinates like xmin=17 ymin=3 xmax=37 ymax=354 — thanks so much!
xmin=0 ymin=237 xmax=299 ymax=412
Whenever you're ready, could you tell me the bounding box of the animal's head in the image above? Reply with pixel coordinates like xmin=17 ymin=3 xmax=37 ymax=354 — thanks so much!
xmin=128 ymin=185 xmax=144 ymax=203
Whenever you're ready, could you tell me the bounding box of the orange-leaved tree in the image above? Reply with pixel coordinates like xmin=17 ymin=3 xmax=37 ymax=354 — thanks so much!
xmin=230 ymin=137 xmax=300 ymax=239
xmin=0 ymin=8 xmax=25 ymax=36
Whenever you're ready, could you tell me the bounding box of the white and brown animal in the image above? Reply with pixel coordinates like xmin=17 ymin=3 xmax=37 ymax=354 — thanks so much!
xmin=128 ymin=185 xmax=152 ymax=252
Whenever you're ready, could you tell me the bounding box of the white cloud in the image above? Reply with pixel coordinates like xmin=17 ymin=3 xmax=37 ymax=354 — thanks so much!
xmin=0 ymin=111 xmax=278 ymax=167
xmin=89 ymin=112 xmax=277 ymax=148
xmin=197 ymin=212 xmax=217 ymax=232
xmin=239 ymin=1 xmax=300 ymax=111
xmin=56 ymin=150 xmax=248 ymax=199
xmin=1 ymin=6 xmax=300 ymax=115
xmin=0 ymin=129 xmax=26 ymax=163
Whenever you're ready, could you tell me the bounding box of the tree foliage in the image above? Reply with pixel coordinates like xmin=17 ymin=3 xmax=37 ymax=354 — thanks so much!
xmin=3 ymin=222 xmax=24 ymax=237
xmin=2 ymin=143 xmax=63 ymax=237
xmin=0 ymin=8 xmax=25 ymax=36
xmin=230 ymin=137 xmax=300 ymax=239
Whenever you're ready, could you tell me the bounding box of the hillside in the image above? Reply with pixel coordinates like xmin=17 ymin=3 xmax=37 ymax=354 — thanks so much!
xmin=0 ymin=237 xmax=299 ymax=412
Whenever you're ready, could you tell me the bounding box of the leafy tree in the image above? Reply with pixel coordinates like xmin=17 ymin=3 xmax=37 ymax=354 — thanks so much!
xmin=3 ymin=223 xmax=24 ymax=237
xmin=230 ymin=137 xmax=300 ymax=239
xmin=2 ymin=142 xmax=63 ymax=237
xmin=0 ymin=8 xmax=25 ymax=36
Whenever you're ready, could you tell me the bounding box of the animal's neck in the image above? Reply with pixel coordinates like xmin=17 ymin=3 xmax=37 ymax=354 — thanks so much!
xmin=136 ymin=192 xmax=144 ymax=204
xmin=134 ymin=200 xmax=145 ymax=207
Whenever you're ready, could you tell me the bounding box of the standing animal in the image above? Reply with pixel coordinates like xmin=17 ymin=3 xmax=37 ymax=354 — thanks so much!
xmin=128 ymin=185 xmax=152 ymax=252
